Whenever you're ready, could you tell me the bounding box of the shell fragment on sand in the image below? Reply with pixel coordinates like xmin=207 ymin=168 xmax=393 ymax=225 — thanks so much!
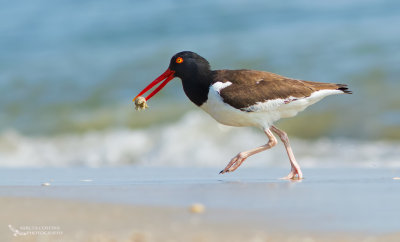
xmin=189 ymin=203 xmax=205 ymax=214
xmin=135 ymin=96 xmax=148 ymax=110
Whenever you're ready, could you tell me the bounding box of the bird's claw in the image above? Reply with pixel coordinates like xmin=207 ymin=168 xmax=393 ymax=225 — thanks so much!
xmin=280 ymin=168 xmax=303 ymax=180
xmin=219 ymin=153 xmax=247 ymax=175
xmin=219 ymin=169 xmax=230 ymax=174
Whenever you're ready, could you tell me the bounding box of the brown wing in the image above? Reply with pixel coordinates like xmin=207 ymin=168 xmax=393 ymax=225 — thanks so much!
xmin=213 ymin=69 xmax=350 ymax=110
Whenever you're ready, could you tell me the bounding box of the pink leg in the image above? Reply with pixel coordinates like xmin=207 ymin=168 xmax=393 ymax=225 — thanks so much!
xmin=270 ymin=125 xmax=303 ymax=180
xmin=220 ymin=128 xmax=277 ymax=174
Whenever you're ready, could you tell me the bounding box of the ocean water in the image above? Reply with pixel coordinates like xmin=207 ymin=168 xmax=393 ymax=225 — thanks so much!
xmin=1 ymin=111 xmax=399 ymax=168
xmin=1 ymin=0 xmax=400 ymax=167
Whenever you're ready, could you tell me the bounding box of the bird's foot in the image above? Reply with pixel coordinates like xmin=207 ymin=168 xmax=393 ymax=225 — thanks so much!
xmin=219 ymin=153 xmax=247 ymax=174
xmin=280 ymin=167 xmax=303 ymax=180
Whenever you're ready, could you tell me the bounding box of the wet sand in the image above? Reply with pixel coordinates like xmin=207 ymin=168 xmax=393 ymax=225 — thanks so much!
xmin=1 ymin=167 xmax=400 ymax=241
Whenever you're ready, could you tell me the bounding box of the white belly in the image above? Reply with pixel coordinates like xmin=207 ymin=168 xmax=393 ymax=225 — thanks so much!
xmin=200 ymin=82 xmax=279 ymax=128
xmin=200 ymin=82 xmax=343 ymax=129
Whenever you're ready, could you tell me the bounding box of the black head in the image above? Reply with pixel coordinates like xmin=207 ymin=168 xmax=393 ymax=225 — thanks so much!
xmin=168 ymin=51 xmax=211 ymax=80
xmin=133 ymin=51 xmax=212 ymax=107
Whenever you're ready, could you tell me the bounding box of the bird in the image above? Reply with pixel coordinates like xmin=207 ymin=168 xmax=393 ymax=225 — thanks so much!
xmin=133 ymin=51 xmax=351 ymax=179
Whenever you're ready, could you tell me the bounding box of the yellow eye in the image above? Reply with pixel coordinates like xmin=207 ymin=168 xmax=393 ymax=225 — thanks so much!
xmin=176 ymin=57 xmax=183 ymax=64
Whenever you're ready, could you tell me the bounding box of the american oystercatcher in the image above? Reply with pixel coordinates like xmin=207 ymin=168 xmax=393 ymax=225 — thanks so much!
xmin=133 ymin=51 xmax=351 ymax=179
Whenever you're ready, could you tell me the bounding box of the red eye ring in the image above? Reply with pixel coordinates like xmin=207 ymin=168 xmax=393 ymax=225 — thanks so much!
xmin=176 ymin=57 xmax=183 ymax=64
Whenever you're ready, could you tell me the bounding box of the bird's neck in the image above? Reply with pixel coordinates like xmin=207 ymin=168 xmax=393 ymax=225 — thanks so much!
xmin=181 ymin=71 xmax=212 ymax=107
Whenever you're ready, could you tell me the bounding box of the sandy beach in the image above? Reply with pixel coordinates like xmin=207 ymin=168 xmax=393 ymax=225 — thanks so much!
xmin=1 ymin=167 xmax=400 ymax=242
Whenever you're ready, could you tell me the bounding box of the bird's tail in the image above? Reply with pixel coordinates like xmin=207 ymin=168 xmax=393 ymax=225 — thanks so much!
xmin=336 ymin=84 xmax=352 ymax=94
xmin=302 ymin=81 xmax=352 ymax=94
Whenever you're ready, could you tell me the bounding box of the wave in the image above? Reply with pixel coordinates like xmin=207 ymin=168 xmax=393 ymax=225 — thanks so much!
xmin=0 ymin=111 xmax=399 ymax=168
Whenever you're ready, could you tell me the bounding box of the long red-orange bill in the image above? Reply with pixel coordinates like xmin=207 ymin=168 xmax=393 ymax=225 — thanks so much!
xmin=133 ymin=69 xmax=175 ymax=102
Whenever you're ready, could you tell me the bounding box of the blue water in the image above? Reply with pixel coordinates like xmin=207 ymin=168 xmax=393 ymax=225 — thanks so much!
xmin=1 ymin=0 xmax=400 ymax=136
xmin=0 ymin=1 xmax=400 ymax=167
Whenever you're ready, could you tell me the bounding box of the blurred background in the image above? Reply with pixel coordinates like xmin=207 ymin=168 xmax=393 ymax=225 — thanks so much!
xmin=0 ymin=0 xmax=399 ymax=168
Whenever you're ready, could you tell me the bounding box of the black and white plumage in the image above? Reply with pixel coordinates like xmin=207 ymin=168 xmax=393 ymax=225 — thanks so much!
xmin=133 ymin=51 xmax=351 ymax=179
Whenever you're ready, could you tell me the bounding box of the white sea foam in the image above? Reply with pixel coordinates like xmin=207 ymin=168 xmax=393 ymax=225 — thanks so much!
xmin=0 ymin=111 xmax=399 ymax=168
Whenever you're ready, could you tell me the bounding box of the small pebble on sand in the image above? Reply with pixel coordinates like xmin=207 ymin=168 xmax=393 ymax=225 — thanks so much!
xmin=41 ymin=182 xmax=51 ymax=186
xmin=189 ymin=203 xmax=205 ymax=214
xmin=393 ymin=177 xmax=400 ymax=180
